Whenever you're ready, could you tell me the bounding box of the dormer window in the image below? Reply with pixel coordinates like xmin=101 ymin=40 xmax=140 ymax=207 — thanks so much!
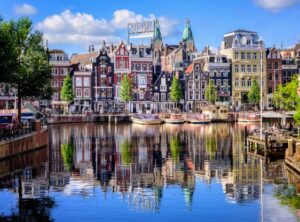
xmin=246 ymin=39 xmax=251 ymax=45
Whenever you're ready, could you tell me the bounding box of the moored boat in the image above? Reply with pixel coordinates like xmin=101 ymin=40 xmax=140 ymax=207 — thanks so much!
xmin=237 ymin=112 xmax=260 ymax=122
xmin=160 ymin=113 xmax=185 ymax=124
xmin=131 ymin=114 xmax=162 ymax=125
xmin=184 ymin=113 xmax=211 ymax=124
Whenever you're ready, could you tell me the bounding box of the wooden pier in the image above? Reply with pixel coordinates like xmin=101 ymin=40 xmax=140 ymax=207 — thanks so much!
xmin=246 ymin=130 xmax=290 ymax=158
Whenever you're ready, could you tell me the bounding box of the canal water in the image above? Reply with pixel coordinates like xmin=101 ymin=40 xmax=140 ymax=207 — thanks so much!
xmin=0 ymin=123 xmax=299 ymax=221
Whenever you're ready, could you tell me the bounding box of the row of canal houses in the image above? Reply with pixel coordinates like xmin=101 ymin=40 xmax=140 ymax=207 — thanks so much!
xmin=48 ymin=19 xmax=300 ymax=113
xmin=49 ymin=19 xmax=232 ymax=113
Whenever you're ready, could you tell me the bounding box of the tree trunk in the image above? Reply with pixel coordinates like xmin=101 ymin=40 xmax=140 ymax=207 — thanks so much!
xmin=17 ymin=87 xmax=22 ymax=123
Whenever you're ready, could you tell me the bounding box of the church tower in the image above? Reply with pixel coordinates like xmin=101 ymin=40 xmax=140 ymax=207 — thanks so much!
xmin=182 ymin=18 xmax=195 ymax=54
xmin=152 ymin=19 xmax=163 ymax=74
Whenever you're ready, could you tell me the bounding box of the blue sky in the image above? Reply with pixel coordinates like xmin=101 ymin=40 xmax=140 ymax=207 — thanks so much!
xmin=1 ymin=0 xmax=300 ymax=55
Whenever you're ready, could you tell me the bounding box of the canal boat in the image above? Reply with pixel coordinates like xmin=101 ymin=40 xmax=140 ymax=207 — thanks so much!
xmin=160 ymin=113 xmax=185 ymax=124
xmin=131 ymin=114 xmax=162 ymax=125
xmin=237 ymin=112 xmax=260 ymax=122
xmin=184 ymin=113 xmax=211 ymax=124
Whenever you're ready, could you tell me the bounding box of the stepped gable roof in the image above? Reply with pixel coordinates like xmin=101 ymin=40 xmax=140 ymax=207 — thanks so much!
xmin=70 ymin=51 xmax=99 ymax=65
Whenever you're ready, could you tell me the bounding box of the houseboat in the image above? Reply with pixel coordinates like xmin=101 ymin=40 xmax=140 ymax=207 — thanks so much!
xmin=131 ymin=114 xmax=162 ymax=125
xmin=195 ymin=104 xmax=230 ymax=122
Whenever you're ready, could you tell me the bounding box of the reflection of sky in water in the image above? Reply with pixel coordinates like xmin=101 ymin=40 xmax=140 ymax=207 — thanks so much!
xmin=0 ymin=123 xmax=299 ymax=221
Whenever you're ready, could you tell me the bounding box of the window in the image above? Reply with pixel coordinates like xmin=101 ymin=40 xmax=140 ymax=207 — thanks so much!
xmin=235 ymin=78 xmax=239 ymax=86
xmin=235 ymin=65 xmax=239 ymax=72
xmin=76 ymin=89 xmax=82 ymax=97
xmin=53 ymin=92 xmax=58 ymax=101
xmin=247 ymin=65 xmax=251 ymax=72
xmin=76 ymin=77 xmax=82 ymax=87
xmin=247 ymin=53 xmax=251 ymax=59
xmin=61 ymin=80 xmax=64 ymax=87
xmin=84 ymin=89 xmax=90 ymax=97
xmin=161 ymin=93 xmax=166 ymax=101
xmin=241 ymin=78 xmax=245 ymax=86
xmin=61 ymin=68 xmax=67 ymax=76
xmin=247 ymin=78 xmax=251 ymax=87
xmin=195 ymin=91 xmax=199 ymax=100
xmin=216 ymin=72 xmax=221 ymax=77
xmin=241 ymin=53 xmax=245 ymax=59
xmin=268 ymin=73 xmax=272 ymax=81
xmin=189 ymin=92 xmax=193 ymax=100
xmin=253 ymin=53 xmax=257 ymax=60
xmin=222 ymin=72 xmax=228 ymax=77
xmin=223 ymin=80 xmax=228 ymax=86
xmin=268 ymin=62 xmax=272 ymax=69
xmin=234 ymin=52 xmax=239 ymax=59
xmin=52 ymin=68 xmax=58 ymax=75
xmin=201 ymin=81 xmax=206 ymax=89
xmin=274 ymin=62 xmax=279 ymax=69
xmin=241 ymin=65 xmax=245 ymax=72
xmin=216 ymin=79 xmax=221 ymax=86
xmin=83 ymin=77 xmax=90 ymax=87
xmin=139 ymin=93 xmax=144 ymax=100
xmin=247 ymin=39 xmax=251 ymax=45
xmin=253 ymin=65 xmax=257 ymax=72
xmin=154 ymin=93 xmax=159 ymax=101
xmin=160 ymin=77 xmax=167 ymax=91
xmin=107 ymin=88 xmax=112 ymax=98
xmin=117 ymin=74 xmax=122 ymax=83
xmin=119 ymin=60 xmax=125 ymax=69
xmin=52 ymin=80 xmax=58 ymax=87
xmin=138 ymin=75 xmax=147 ymax=88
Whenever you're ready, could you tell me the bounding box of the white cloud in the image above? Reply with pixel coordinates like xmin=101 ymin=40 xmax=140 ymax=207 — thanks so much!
xmin=14 ymin=3 xmax=37 ymax=16
xmin=36 ymin=10 xmax=117 ymax=46
xmin=36 ymin=9 xmax=179 ymax=49
xmin=111 ymin=9 xmax=179 ymax=37
xmin=111 ymin=9 xmax=144 ymax=29
xmin=254 ymin=0 xmax=300 ymax=11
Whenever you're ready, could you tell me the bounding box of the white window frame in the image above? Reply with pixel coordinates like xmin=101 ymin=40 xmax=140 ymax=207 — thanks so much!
xmin=76 ymin=77 xmax=82 ymax=87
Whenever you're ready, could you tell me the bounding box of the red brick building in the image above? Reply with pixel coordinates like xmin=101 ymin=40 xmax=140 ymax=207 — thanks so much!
xmin=112 ymin=42 xmax=131 ymax=103
xmin=266 ymin=47 xmax=282 ymax=109
xmin=49 ymin=50 xmax=71 ymax=101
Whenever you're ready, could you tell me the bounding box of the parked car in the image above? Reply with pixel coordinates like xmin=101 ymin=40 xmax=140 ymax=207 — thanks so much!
xmin=0 ymin=114 xmax=19 ymax=134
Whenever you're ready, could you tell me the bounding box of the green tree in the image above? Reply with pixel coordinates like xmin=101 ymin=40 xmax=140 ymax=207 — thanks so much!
xmin=0 ymin=17 xmax=52 ymax=121
xmin=170 ymin=76 xmax=183 ymax=108
xmin=61 ymin=142 xmax=74 ymax=171
xmin=61 ymin=74 xmax=74 ymax=102
xmin=120 ymin=140 xmax=133 ymax=165
xmin=170 ymin=136 xmax=182 ymax=163
xmin=205 ymin=79 xmax=216 ymax=104
xmin=273 ymin=76 xmax=300 ymax=111
xmin=248 ymin=79 xmax=260 ymax=108
xmin=120 ymin=74 xmax=133 ymax=101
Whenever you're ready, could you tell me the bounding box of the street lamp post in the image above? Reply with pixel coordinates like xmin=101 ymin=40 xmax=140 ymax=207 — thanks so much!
xmin=260 ymin=46 xmax=263 ymax=140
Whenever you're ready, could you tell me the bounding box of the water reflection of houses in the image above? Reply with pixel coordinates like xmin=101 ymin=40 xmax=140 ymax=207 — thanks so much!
xmin=221 ymin=124 xmax=260 ymax=203
xmin=1 ymin=123 xmax=275 ymax=216
xmin=0 ymin=146 xmax=49 ymax=198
